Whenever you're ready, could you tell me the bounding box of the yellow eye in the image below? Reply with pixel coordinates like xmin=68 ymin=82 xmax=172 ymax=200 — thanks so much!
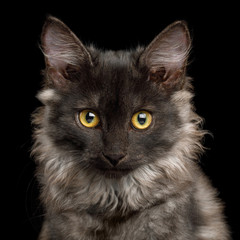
xmin=131 ymin=111 xmax=152 ymax=130
xmin=79 ymin=110 xmax=100 ymax=128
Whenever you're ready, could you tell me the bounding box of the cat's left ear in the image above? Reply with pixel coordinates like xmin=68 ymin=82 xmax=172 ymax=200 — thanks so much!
xmin=140 ymin=21 xmax=191 ymax=91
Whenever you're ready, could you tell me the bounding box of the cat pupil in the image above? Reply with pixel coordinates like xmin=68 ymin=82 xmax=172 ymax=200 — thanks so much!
xmin=86 ymin=112 xmax=95 ymax=123
xmin=138 ymin=113 xmax=147 ymax=125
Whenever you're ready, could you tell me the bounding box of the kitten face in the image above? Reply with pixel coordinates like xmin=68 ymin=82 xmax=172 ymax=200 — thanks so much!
xmin=37 ymin=17 xmax=191 ymax=178
xmin=41 ymin=50 xmax=182 ymax=178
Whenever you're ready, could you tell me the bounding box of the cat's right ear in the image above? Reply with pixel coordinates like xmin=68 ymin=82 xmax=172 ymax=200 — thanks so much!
xmin=41 ymin=16 xmax=93 ymax=88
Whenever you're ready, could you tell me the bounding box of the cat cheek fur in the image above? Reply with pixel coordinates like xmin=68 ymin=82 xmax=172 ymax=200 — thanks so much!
xmin=37 ymin=88 xmax=59 ymax=104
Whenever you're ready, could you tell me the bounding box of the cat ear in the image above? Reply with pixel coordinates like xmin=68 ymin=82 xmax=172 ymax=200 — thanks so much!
xmin=41 ymin=16 xmax=93 ymax=88
xmin=140 ymin=21 xmax=191 ymax=91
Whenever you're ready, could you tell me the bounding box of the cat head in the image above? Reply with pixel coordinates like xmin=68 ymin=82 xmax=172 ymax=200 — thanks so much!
xmin=35 ymin=16 xmax=202 ymax=179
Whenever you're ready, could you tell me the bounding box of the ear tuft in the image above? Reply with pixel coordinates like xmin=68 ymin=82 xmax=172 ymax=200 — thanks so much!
xmin=148 ymin=67 xmax=166 ymax=83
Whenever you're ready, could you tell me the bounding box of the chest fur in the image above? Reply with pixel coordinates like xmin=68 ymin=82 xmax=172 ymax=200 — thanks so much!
xmin=45 ymin=194 xmax=196 ymax=240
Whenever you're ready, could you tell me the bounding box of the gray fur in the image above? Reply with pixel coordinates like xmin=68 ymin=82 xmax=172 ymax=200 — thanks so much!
xmin=32 ymin=16 xmax=230 ymax=239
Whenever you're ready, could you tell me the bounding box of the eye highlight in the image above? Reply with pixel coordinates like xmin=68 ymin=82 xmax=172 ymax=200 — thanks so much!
xmin=131 ymin=111 xmax=152 ymax=130
xmin=78 ymin=110 xmax=100 ymax=128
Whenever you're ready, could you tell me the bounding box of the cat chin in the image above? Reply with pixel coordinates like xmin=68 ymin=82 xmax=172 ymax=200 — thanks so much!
xmin=95 ymin=167 xmax=133 ymax=179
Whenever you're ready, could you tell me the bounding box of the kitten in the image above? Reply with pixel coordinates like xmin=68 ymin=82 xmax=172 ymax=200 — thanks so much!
xmin=32 ymin=16 xmax=230 ymax=239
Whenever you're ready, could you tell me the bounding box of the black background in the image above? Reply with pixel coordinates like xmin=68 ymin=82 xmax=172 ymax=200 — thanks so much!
xmin=5 ymin=2 xmax=239 ymax=239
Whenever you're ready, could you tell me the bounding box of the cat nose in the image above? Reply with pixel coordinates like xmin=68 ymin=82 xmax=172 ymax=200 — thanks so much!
xmin=102 ymin=152 xmax=126 ymax=167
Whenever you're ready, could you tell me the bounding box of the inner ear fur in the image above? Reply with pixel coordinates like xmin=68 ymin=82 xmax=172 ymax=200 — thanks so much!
xmin=140 ymin=21 xmax=191 ymax=90
xmin=41 ymin=16 xmax=93 ymax=88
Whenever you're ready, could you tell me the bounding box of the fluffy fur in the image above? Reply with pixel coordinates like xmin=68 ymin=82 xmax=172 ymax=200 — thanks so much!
xmin=32 ymin=17 xmax=230 ymax=239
